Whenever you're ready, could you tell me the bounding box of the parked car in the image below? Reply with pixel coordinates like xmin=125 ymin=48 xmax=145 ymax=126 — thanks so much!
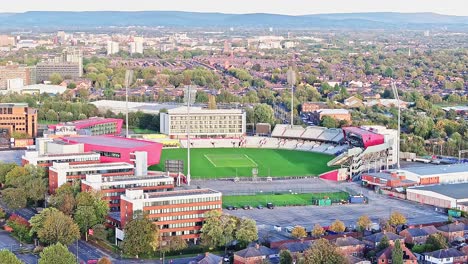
xmin=243 ymin=205 xmax=253 ymax=210
xmin=267 ymin=202 xmax=275 ymax=209
xmin=257 ymin=205 xmax=263 ymax=209
xmin=226 ymin=205 xmax=238 ymax=210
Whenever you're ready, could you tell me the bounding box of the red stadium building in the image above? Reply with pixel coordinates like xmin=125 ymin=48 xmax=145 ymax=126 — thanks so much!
xmin=342 ymin=127 xmax=384 ymax=148
xmin=60 ymin=136 xmax=163 ymax=166
xmin=48 ymin=117 xmax=123 ymax=136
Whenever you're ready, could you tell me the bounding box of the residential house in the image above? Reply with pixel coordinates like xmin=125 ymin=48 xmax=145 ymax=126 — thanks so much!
xmin=344 ymin=96 xmax=364 ymax=108
xmin=363 ymin=231 xmax=404 ymax=249
xmin=421 ymin=225 xmax=440 ymax=236
xmin=399 ymin=227 xmax=430 ymax=245
xmin=189 ymin=253 xmax=223 ymax=264
xmin=376 ymin=242 xmax=417 ymax=264
xmin=437 ymin=222 xmax=465 ymax=242
xmin=234 ymin=244 xmax=274 ymax=264
xmin=347 ymin=255 xmax=371 ymax=264
xmin=334 ymin=236 xmax=366 ymax=257
xmin=278 ymin=240 xmax=313 ymax=260
xmin=424 ymin=248 xmax=467 ymax=264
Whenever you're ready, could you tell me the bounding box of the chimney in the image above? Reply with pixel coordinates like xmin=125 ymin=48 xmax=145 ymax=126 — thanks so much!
xmin=205 ymin=252 xmax=209 ymax=257
xmin=383 ymin=230 xmax=387 ymax=234
xmin=343 ymin=235 xmax=347 ymax=238
xmin=419 ymin=225 xmax=423 ymax=229
xmin=255 ymin=243 xmax=260 ymax=249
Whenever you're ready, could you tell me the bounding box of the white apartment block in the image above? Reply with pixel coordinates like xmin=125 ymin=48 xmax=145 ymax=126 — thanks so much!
xmin=107 ymin=41 xmax=120 ymax=55
xmin=160 ymin=107 xmax=246 ymax=138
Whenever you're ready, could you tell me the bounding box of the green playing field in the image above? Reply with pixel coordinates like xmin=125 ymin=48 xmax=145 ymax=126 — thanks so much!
xmin=149 ymin=148 xmax=334 ymax=179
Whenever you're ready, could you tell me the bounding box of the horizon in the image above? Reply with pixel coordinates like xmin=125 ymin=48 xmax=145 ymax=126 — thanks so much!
xmin=1 ymin=0 xmax=467 ymax=16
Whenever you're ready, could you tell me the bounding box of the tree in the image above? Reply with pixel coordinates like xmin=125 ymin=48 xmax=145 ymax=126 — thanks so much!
xmin=6 ymin=215 xmax=32 ymax=243
xmin=49 ymin=73 xmax=63 ymax=85
xmin=0 ymin=249 xmax=23 ymax=264
xmin=253 ymin=104 xmax=275 ymax=125
xmin=388 ymin=212 xmax=407 ymax=226
xmin=329 ymin=219 xmax=346 ymax=233
xmin=321 ymin=116 xmax=338 ymax=128
xmin=2 ymin=188 xmax=27 ymax=209
xmin=30 ymin=208 xmax=80 ymax=246
xmin=236 ymin=218 xmax=258 ymax=246
xmin=67 ymin=83 xmax=77 ymax=89
xmin=74 ymin=206 xmax=97 ymax=241
xmin=45 ymin=109 xmax=59 ymax=122
xmin=0 ymin=163 xmax=17 ymax=184
xmin=426 ymin=233 xmax=448 ymax=250
xmin=312 ymin=224 xmax=325 ymax=238
xmin=122 ymin=215 xmax=159 ymax=258
xmin=97 ymin=257 xmax=112 ymax=264
xmin=50 ymin=184 xmax=76 ymax=215
xmin=291 ymin=226 xmax=307 ymax=239
xmin=160 ymin=236 xmax=188 ymax=254
xmin=356 ymin=215 xmax=372 ymax=232
xmin=279 ymin=250 xmax=293 ymax=264
xmin=377 ymin=235 xmax=390 ymax=252
xmin=208 ymin=94 xmax=217 ymax=109
xmin=391 ymin=240 xmax=404 ymax=264
xmin=303 ymin=238 xmax=347 ymax=264
xmin=201 ymin=210 xmax=224 ymax=248
xmin=39 ymin=243 xmax=77 ymax=264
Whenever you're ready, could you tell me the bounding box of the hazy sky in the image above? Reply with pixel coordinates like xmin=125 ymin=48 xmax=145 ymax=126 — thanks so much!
xmin=1 ymin=0 xmax=467 ymax=16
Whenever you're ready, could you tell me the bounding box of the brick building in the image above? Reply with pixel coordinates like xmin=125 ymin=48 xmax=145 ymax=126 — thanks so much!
xmin=81 ymin=174 xmax=174 ymax=212
xmin=48 ymin=162 xmax=134 ymax=193
xmin=0 ymin=103 xmax=37 ymax=138
xmin=334 ymin=236 xmax=366 ymax=257
xmin=118 ymin=189 xmax=222 ymax=243
xmin=0 ymin=63 xmax=33 ymax=90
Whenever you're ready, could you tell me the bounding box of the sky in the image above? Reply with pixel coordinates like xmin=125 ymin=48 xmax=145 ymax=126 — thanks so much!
xmin=1 ymin=0 xmax=467 ymax=16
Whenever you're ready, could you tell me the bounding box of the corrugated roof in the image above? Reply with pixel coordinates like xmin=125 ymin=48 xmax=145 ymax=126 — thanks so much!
xmin=407 ymin=183 xmax=468 ymax=200
xmin=62 ymin=136 xmax=160 ymax=149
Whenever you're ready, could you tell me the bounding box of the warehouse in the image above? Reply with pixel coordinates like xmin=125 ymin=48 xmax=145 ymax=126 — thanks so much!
xmin=406 ymin=183 xmax=468 ymax=210
xmin=394 ymin=164 xmax=468 ymax=185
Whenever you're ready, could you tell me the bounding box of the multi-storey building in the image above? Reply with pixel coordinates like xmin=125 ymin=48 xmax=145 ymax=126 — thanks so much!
xmin=118 ymin=189 xmax=222 ymax=243
xmin=48 ymin=117 xmax=123 ymax=136
xmin=0 ymin=103 xmax=37 ymax=137
xmin=107 ymin=41 xmax=120 ymax=55
xmin=22 ymin=151 xmax=101 ymax=167
xmin=35 ymin=62 xmax=81 ymax=82
xmin=48 ymin=162 xmax=135 ymax=193
xmin=0 ymin=35 xmax=16 ymax=47
xmin=81 ymin=174 xmax=174 ymax=211
xmin=0 ymin=63 xmax=33 ymax=89
xmin=160 ymin=107 xmax=246 ymax=138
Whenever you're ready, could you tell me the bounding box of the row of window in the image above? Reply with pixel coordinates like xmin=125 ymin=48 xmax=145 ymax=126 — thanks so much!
xmin=147 ymin=204 xmax=221 ymax=215
xmin=171 ymin=116 xmax=242 ymax=120
xmin=144 ymin=196 xmax=220 ymax=207
xmin=161 ymin=229 xmax=199 ymax=237
xmin=65 ymin=168 xmax=133 ymax=176
xmin=0 ymin=116 xmax=24 ymax=120
xmin=154 ymin=214 xmax=205 ymax=222
xmin=37 ymin=157 xmax=99 ymax=164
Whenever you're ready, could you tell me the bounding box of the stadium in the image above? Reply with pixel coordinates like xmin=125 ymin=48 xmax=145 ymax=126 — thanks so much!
xmin=149 ymin=124 xmax=398 ymax=181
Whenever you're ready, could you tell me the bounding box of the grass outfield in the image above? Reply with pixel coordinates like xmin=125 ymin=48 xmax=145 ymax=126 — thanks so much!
xmin=149 ymin=148 xmax=334 ymax=179
xmin=222 ymin=192 xmax=350 ymax=208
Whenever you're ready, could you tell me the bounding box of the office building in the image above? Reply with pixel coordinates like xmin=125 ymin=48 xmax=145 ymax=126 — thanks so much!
xmin=107 ymin=41 xmax=120 ymax=55
xmin=0 ymin=63 xmax=33 ymax=89
xmin=48 ymin=161 xmax=135 ymax=193
xmin=35 ymin=62 xmax=81 ymax=83
xmin=0 ymin=103 xmax=37 ymax=138
xmin=118 ymin=188 xmax=222 ymax=243
xmin=129 ymin=37 xmax=144 ymax=54
xmin=160 ymin=107 xmax=246 ymax=138
xmin=81 ymin=174 xmax=174 ymax=211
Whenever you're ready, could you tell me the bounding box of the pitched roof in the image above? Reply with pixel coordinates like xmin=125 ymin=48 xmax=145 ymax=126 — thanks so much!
xmin=377 ymin=244 xmax=417 ymax=261
xmin=421 ymin=225 xmax=439 ymax=235
xmin=235 ymin=245 xmax=273 ymax=258
xmin=190 ymin=253 xmax=223 ymax=264
xmin=335 ymin=236 xmax=365 ymax=247
xmin=363 ymin=232 xmax=404 ymax=243
xmin=279 ymin=241 xmax=313 ymax=253
xmin=426 ymin=248 xmax=466 ymax=259
xmin=437 ymin=223 xmax=465 ymax=233
xmin=401 ymin=228 xmax=429 ymax=237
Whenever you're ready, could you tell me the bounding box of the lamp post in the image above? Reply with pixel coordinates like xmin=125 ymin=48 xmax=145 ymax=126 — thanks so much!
xmin=391 ymin=82 xmax=401 ymax=170
xmin=287 ymin=68 xmax=296 ymax=128
xmin=125 ymin=70 xmax=134 ymax=138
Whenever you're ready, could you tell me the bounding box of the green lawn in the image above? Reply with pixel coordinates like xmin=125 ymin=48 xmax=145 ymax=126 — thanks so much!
xmin=222 ymin=192 xmax=350 ymax=208
xmin=132 ymin=128 xmax=158 ymax=134
xmin=149 ymin=148 xmax=334 ymax=179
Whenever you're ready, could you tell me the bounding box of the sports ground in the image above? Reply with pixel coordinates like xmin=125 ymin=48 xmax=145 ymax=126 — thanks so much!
xmin=222 ymin=192 xmax=350 ymax=208
xmin=149 ymin=148 xmax=334 ymax=179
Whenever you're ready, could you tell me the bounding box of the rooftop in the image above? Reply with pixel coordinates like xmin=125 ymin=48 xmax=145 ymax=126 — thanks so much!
xmin=51 ymin=162 xmax=134 ymax=171
xmin=407 ymin=183 xmax=468 ymax=200
xmin=127 ymin=189 xmax=220 ymax=200
xmin=426 ymin=248 xmax=466 ymax=259
xmin=0 ymin=103 xmax=29 ymax=107
xmin=402 ymin=163 xmax=468 ymax=176
xmin=62 ymin=136 xmax=160 ymax=149
xmin=167 ymin=106 xmax=243 ymax=115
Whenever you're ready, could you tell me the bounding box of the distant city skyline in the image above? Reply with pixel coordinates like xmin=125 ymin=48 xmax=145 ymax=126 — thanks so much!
xmin=1 ymin=0 xmax=467 ymax=16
